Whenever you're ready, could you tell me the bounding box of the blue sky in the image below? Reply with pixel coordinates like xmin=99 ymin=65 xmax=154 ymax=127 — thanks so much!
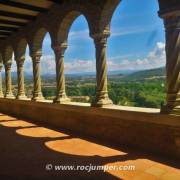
xmin=13 ymin=0 xmax=165 ymax=74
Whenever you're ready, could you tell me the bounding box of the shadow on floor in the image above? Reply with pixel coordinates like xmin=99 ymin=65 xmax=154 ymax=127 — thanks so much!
xmin=0 ymin=114 xmax=179 ymax=180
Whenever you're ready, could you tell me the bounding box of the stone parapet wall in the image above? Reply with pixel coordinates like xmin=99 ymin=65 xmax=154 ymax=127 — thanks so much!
xmin=0 ymin=98 xmax=179 ymax=160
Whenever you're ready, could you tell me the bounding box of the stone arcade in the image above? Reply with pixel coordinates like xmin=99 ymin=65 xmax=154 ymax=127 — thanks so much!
xmin=0 ymin=0 xmax=179 ymax=161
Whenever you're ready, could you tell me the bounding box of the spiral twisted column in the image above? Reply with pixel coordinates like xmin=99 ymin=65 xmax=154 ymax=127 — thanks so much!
xmin=52 ymin=43 xmax=70 ymax=103
xmin=161 ymin=15 xmax=180 ymax=114
xmin=0 ymin=63 xmax=3 ymax=97
xmin=4 ymin=61 xmax=14 ymax=98
xmin=92 ymin=33 xmax=113 ymax=107
xmin=16 ymin=57 xmax=27 ymax=99
xmin=31 ymin=52 xmax=44 ymax=101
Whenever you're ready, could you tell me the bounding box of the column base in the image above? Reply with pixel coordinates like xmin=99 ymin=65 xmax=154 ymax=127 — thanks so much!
xmin=53 ymin=96 xmax=70 ymax=104
xmin=32 ymin=94 xmax=44 ymax=102
xmin=16 ymin=94 xmax=27 ymax=100
xmin=92 ymin=97 xmax=113 ymax=107
xmin=0 ymin=94 xmax=4 ymax=98
xmin=161 ymin=105 xmax=180 ymax=115
xmin=5 ymin=93 xmax=15 ymax=99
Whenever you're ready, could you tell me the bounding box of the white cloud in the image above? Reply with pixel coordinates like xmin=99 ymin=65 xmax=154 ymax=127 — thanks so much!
xmin=107 ymin=42 xmax=165 ymax=71
xmin=25 ymin=56 xmax=95 ymax=74
xmin=65 ymin=60 xmax=95 ymax=73
xmin=8 ymin=42 xmax=165 ymax=74
xmin=69 ymin=29 xmax=90 ymax=40
xmin=108 ymin=54 xmax=134 ymax=60
xmin=110 ymin=26 xmax=156 ymax=37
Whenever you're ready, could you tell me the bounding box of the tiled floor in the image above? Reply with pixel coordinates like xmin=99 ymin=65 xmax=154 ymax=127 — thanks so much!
xmin=0 ymin=113 xmax=179 ymax=180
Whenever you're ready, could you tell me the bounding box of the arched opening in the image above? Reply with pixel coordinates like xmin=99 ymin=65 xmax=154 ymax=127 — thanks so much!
xmin=11 ymin=52 xmax=17 ymax=96
xmin=0 ymin=53 xmax=4 ymax=96
xmin=1 ymin=66 xmax=5 ymax=95
xmin=41 ymin=32 xmax=55 ymax=100
xmin=3 ymin=45 xmax=14 ymax=97
xmin=64 ymin=15 xmax=95 ymax=103
xmin=107 ymin=0 xmax=165 ymax=108
xmin=24 ymin=45 xmax=33 ymax=98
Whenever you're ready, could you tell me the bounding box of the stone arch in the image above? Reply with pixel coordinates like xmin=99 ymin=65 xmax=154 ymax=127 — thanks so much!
xmin=29 ymin=27 xmax=50 ymax=55
xmin=0 ymin=52 xmax=2 ymax=64
xmin=53 ymin=11 xmax=91 ymax=45
xmin=3 ymin=45 xmax=13 ymax=63
xmin=98 ymin=0 xmax=121 ymax=34
xmin=13 ymin=38 xmax=28 ymax=60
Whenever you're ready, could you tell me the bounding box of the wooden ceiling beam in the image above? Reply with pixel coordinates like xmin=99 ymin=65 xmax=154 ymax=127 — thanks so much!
xmin=0 ymin=1 xmax=48 ymax=13
xmin=0 ymin=19 xmax=26 ymax=26
xmin=0 ymin=31 xmax=11 ymax=36
xmin=48 ymin=0 xmax=63 ymax=5
xmin=0 ymin=25 xmax=18 ymax=31
xmin=0 ymin=10 xmax=36 ymax=20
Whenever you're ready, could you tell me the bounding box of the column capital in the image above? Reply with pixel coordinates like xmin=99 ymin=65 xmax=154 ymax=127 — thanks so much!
xmin=30 ymin=51 xmax=42 ymax=63
xmin=52 ymin=42 xmax=68 ymax=57
xmin=15 ymin=56 xmax=25 ymax=62
xmin=0 ymin=63 xmax=3 ymax=71
xmin=163 ymin=15 xmax=180 ymax=31
xmin=91 ymin=31 xmax=110 ymax=47
xmin=4 ymin=61 xmax=12 ymax=68
xmin=16 ymin=57 xmax=25 ymax=66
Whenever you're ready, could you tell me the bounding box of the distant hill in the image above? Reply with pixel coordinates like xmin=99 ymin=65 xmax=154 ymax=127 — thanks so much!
xmin=3 ymin=67 xmax=166 ymax=82
xmin=123 ymin=67 xmax=165 ymax=81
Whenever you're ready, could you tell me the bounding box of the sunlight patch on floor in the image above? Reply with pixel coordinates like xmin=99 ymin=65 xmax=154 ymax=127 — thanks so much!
xmin=16 ymin=127 xmax=69 ymax=138
xmin=45 ymin=138 xmax=127 ymax=157
xmin=0 ymin=115 xmax=17 ymax=121
xmin=0 ymin=120 xmax=36 ymax=128
xmin=105 ymin=159 xmax=180 ymax=179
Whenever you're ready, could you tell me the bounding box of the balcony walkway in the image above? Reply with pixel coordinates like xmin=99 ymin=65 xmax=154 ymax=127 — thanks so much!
xmin=0 ymin=113 xmax=179 ymax=180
